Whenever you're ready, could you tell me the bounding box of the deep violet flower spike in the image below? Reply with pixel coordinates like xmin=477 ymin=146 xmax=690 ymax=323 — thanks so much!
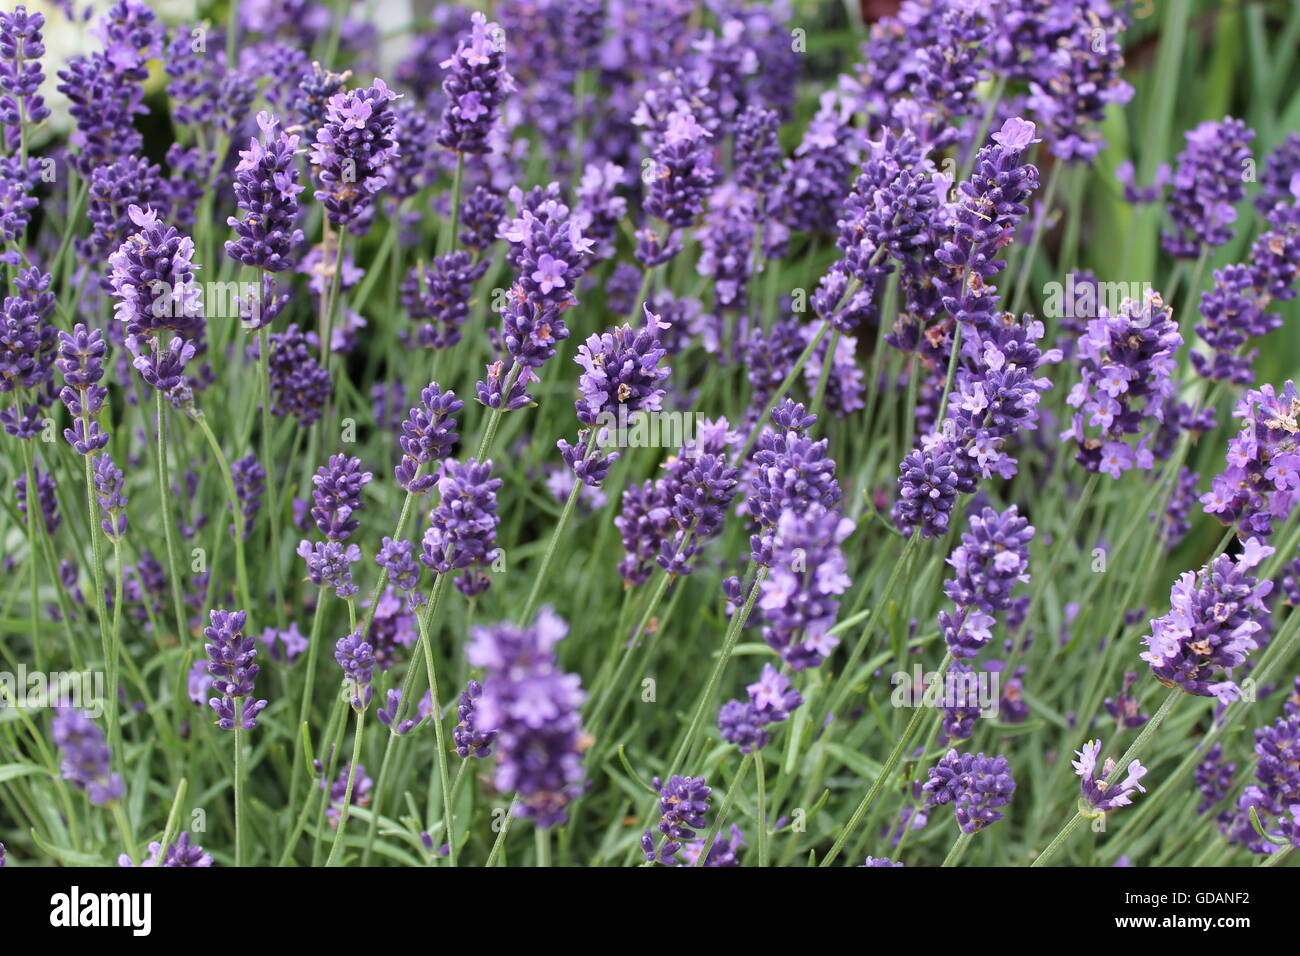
xmin=226 ymin=111 xmax=306 ymax=272
xmin=311 ymin=454 xmax=373 ymax=541
xmin=335 ymin=629 xmax=375 ymax=712
xmin=203 ymin=608 xmax=267 ymax=730
xmin=1140 ymin=538 xmax=1273 ymax=703
xmin=310 ymin=79 xmax=400 ymax=230
xmin=396 ymin=383 xmax=462 ymax=493
xmin=436 ymin=11 xmax=514 ymax=156
xmin=922 ymin=749 xmax=1015 ymax=834
xmin=465 ymin=608 xmax=585 ymax=827
xmin=52 ymin=708 xmax=124 ymax=806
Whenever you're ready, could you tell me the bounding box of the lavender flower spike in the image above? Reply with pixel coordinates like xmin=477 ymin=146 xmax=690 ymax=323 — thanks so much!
xmin=1073 ymin=739 xmax=1147 ymax=812
xmin=204 ymin=609 xmax=268 ymax=730
xmin=52 ymin=708 xmax=124 ymax=806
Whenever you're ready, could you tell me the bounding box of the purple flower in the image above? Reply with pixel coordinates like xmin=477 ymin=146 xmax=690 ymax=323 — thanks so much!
xmin=1141 ymin=539 xmax=1273 ymax=703
xmin=1103 ymin=673 xmax=1150 ymax=730
xmin=939 ymin=506 xmax=1034 ymax=659
xmin=400 ymin=252 xmax=488 ymax=350
xmin=204 ymin=609 xmax=267 ymax=730
xmin=267 ymin=323 xmax=331 ymax=426
xmin=15 ymin=463 xmax=58 ymax=536
xmin=454 ymin=679 xmax=496 ymax=758
xmin=297 ymin=540 xmax=361 ymax=599
xmin=396 ymin=383 xmax=462 ymax=493
xmin=226 ymin=111 xmax=306 ymax=272
xmin=334 ymin=629 xmax=375 ymax=712
xmin=1073 ymin=739 xmax=1147 ymax=812
xmin=375 ymin=536 xmax=422 ymax=602
xmin=1201 ymin=381 xmax=1300 ymax=538
xmin=466 ymin=608 xmax=586 ymax=827
xmin=92 ymin=452 xmax=128 ymax=539
xmin=310 ymin=454 xmax=372 ymax=541
xmin=52 ymin=708 xmax=124 ymax=806
xmin=437 ymin=12 xmax=514 ymax=155
xmin=1061 ymin=290 xmax=1180 ymax=478
xmin=258 ymin=622 xmax=308 ymax=664
xmin=56 ymin=324 xmax=109 ymax=455
xmin=107 ymin=204 xmax=204 ymax=345
xmin=118 ymin=832 xmax=211 ymax=867
xmin=230 ymin=454 xmax=265 ymax=540
xmin=420 ymin=458 xmax=502 ymax=598
xmin=310 ymin=79 xmax=400 ymax=230
xmin=0 ymin=6 xmax=52 ymax=149
xmin=1162 ymin=117 xmax=1254 ymax=259
xmin=759 ymin=506 xmax=855 ymax=670
xmin=643 ymin=774 xmax=711 ymax=865
xmin=922 ymin=749 xmax=1015 ymax=833
xmin=1195 ymin=743 xmax=1235 ymax=816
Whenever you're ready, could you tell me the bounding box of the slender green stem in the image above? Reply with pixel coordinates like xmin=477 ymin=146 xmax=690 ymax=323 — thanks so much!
xmin=754 ymin=750 xmax=769 ymax=867
xmin=325 ymin=708 xmax=366 ymax=866
xmin=415 ymin=576 xmax=457 ymax=865
xmin=153 ymin=385 xmax=191 ymax=647
xmin=194 ymin=410 xmax=253 ymax=613
xmin=941 ymin=830 xmax=974 ymax=867
xmin=257 ymin=326 xmax=285 ymax=625
xmin=234 ymin=698 xmax=246 ymax=866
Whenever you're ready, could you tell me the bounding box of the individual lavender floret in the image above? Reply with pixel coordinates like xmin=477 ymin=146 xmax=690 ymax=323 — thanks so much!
xmin=1061 ymin=290 xmax=1181 ymax=478
xmin=642 ymin=774 xmax=711 ymax=866
xmin=92 ymin=452 xmax=128 ymax=539
xmin=52 ymin=708 xmax=124 ymax=806
xmin=395 ymin=383 xmax=462 ymax=493
xmin=267 ymin=324 xmax=331 ymax=426
xmin=1141 ymin=538 xmax=1273 ymax=703
xmin=310 ymin=79 xmax=400 ymax=230
xmin=1073 ymin=739 xmax=1147 ymax=812
xmin=310 ymin=454 xmax=372 ymax=541
xmin=376 ymin=688 xmax=417 ymax=735
xmin=922 ymin=749 xmax=1015 ymax=834
xmin=56 ymin=324 xmax=109 ymax=454
xmin=334 ymin=629 xmax=375 ymax=712
xmin=437 ymin=11 xmax=514 ymax=155
xmin=226 ymin=111 xmax=305 ymax=271
xmin=204 ymin=609 xmax=267 ymax=730
xmin=229 ymin=454 xmax=265 ymax=540
xmin=1201 ymin=381 xmax=1300 ymax=538
xmin=400 ymin=253 xmax=488 ymax=350
xmin=454 ymin=679 xmax=497 ymax=758
xmin=759 ymin=505 xmax=855 ymax=670
xmin=297 ymin=540 xmax=361 ymax=599
xmin=258 ymin=622 xmax=308 ymax=664
xmin=1103 ymin=673 xmax=1149 ymax=730
xmin=118 ymin=832 xmax=212 ymax=867
xmin=0 ymin=6 xmax=51 ymax=148
xmin=466 ymin=608 xmax=586 ymax=827
xmin=679 ymin=824 xmax=745 ymax=867
xmin=421 ymin=458 xmax=501 ymax=597
xmin=1162 ymin=117 xmax=1254 ymax=259
xmin=939 ymin=506 xmax=1034 ymax=660
xmin=861 ymin=856 xmax=904 ymax=867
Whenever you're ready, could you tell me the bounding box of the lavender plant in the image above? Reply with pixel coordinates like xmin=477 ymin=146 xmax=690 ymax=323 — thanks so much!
xmin=0 ymin=0 xmax=1298 ymax=878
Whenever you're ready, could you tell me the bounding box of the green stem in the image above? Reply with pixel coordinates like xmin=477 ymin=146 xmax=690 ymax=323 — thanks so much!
xmin=941 ymin=830 xmax=974 ymax=867
xmin=325 ymin=708 xmax=366 ymax=866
